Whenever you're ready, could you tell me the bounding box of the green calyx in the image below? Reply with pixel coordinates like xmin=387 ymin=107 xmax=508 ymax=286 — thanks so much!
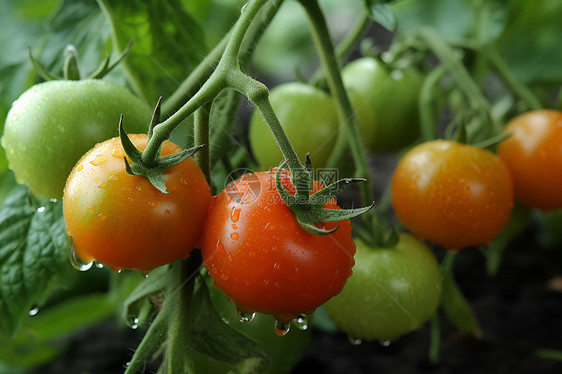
xmin=275 ymin=157 xmax=374 ymax=236
xmin=119 ymin=99 xmax=204 ymax=194
xmin=28 ymin=39 xmax=133 ymax=81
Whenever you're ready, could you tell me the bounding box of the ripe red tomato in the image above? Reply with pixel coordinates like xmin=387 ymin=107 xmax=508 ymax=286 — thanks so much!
xmin=391 ymin=140 xmax=514 ymax=250
xmin=325 ymin=234 xmax=442 ymax=342
xmin=200 ymin=169 xmax=356 ymax=324
xmin=497 ymin=109 xmax=562 ymax=211
xmin=63 ymin=134 xmax=212 ymax=273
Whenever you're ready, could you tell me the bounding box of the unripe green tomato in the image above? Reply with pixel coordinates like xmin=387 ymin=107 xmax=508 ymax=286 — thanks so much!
xmin=342 ymin=57 xmax=424 ymax=153
xmin=190 ymin=279 xmax=311 ymax=374
xmin=325 ymin=234 xmax=441 ymax=342
xmin=1 ymin=79 xmax=152 ymax=199
xmin=249 ymin=82 xmax=339 ymax=169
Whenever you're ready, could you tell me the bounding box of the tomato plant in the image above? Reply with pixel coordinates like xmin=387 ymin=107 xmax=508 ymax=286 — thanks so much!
xmin=63 ymin=134 xmax=212 ymax=272
xmin=342 ymin=57 xmax=424 ymax=153
xmin=1 ymin=79 xmax=153 ymax=199
xmin=391 ymin=140 xmax=514 ymax=250
xmin=325 ymin=234 xmax=441 ymax=342
xmin=200 ymin=169 xmax=356 ymax=327
xmin=497 ymin=109 xmax=562 ymax=211
xmin=249 ymin=82 xmax=339 ymax=169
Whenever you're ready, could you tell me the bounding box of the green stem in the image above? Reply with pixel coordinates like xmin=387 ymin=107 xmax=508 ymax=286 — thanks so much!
xmin=419 ymin=28 xmax=500 ymax=135
xmin=194 ymin=102 xmax=212 ymax=184
xmin=486 ymin=47 xmax=542 ymax=111
xmin=309 ymin=8 xmax=371 ymax=87
xmin=298 ymin=0 xmax=372 ymax=205
xmin=428 ymin=312 xmax=441 ymax=364
xmin=419 ymin=65 xmax=446 ymax=141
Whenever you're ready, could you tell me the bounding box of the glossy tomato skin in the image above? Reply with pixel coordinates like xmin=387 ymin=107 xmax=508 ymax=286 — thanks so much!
xmin=497 ymin=109 xmax=562 ymax=211
xmin=391 ymin=140 xmax=514 ymax=250
xmin=342 ymin=57 xmax=424 ymax=153
xmin=200 ymin=169 xmax=355 ymax=323
xmin=249 ymin=82 xmax=339 ymax=169
xmin=1 ymin=79 xmax=152 ymax=199
xmin=325 ymin=234 xmax=442 ymax=342
xmin=190 ymin=277 xmax=311 ymax=374
xmin=63 ymin=134 xmax=212 ymax=273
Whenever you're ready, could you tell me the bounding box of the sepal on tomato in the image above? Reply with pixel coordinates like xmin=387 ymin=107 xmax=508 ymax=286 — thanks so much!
xmin=274 ymin=160 xmax=374 ymax=235
xmin=119 ymin=117 xmax=204 ymax=193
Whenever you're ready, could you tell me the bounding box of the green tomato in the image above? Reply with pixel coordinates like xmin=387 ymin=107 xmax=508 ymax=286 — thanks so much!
xmin=324 ymin=234 xmax=441 ymax=342
xmin=190 ymin=279 xmax=311 ymax=374
xmin=342 ymin=57 xmax=424 ymax=153
xmin=249 ymin=82 xmax=338 ymax=169
xmin=1 ymin=79 xmax=152 ymax=199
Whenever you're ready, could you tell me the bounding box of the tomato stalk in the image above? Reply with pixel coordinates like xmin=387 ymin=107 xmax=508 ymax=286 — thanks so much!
xmin=194 ymin=102 xmax=212 ymax=184
xmin=419 ymin=65 xmax=447 ymax=141
xmin=485 ymin=47 xmax=542 ymax=111
xmin=418 ymin=28 xmax=501 ymax=136
xmin=297 ymin=0 xmax=372 ymax=206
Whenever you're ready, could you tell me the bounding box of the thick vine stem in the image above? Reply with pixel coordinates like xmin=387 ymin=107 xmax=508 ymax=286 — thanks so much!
xmin=298 ymin=0 xmax=372 ymax=206
xmin=194 ymin=102 xmax=212 ymax=184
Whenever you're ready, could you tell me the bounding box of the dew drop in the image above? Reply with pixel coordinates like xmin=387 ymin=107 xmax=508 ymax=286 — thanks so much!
xmin=29 ymin=305 xmax=39 ymax=316
xmin=94 ymin=261 xmax=104 ymax=269
xmin=37 ymin=206 xmax=45 ymax=213
xmin=165 ymin=210 xmax=171 ymax=217
xmin=379 ymin=339 xmax=392 ymax=347
xmin=241 ymin=3 xmax=248 ymax=13
xmin=274 ymin=320 xmax=291 ymax=336
xmin=237 ymin=310 xmax=255 ymax=323
xmin=230 ymin=232 xmax=239 ymax=241
xmin=77 ymin=164 xmax=84 ymax=172
xmin=230 ymin=207 xmax=241 ymax=223
xmin=293 ymin=314 xmax=308 ymax=331
xmin=347 ymin=336 xmax=363 ymax=345
xmin=112 ymin=146 xmax=125 ymax=159
xmin=69 ymin=246 xmax=93 ymax=271
xmin=148 ymin=201 xmax=158 ymax=208
xmin=90 ymin=154 xmax=108 ymax=166
xmin=98 ymin=182 xmax=107 ymax=189
xmin=141 ymin=272 xmax=149 ymax=279
xmin=128 ymin=315 xmax=140 ymax=329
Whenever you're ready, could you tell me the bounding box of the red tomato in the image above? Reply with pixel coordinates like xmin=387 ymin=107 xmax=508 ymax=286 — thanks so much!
xmin=497 ymin=109 xmax=562 ymax=211
xmin=391 ymin=140 xmax=514 ymax=250
xmin=200 ymin=169 xmax=355 ymax=324
xmin=63 ymin=134 xmax=212 ymax=273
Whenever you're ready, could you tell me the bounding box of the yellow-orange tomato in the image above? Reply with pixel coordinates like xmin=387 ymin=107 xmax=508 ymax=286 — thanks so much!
xmin=391 ymin=140 xmax=513 ymax=250
xmin=497 ymin=109 xmax=562 ymax=211
xmin=63 ymin=134 xmax=212 ymax=273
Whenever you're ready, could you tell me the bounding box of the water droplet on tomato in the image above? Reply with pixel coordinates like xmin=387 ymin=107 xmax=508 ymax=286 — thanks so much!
xmin=232 ymin=223 xmax=238 ymax=230
xmin=69 ymin=246 xmax=93 ymax=272
xmin=77 ymin=164 xmax=84 ymax=172
xmin=230 ymin=207 xmax=241 ymax=223
xmin=237 ymin=310 xmax=255 ymax=323
xmin=148 ymin=201 xmax=158 ymax=208
xmin=348 ymin=336 xmax=363 ymax=345
xmin=90 ymin=154 xmax=108 ymax=166
xmin=112 ymin=146 xmax=125 ymax=159
xmin=29 ymin=305 xmax=39 ymax=316
xmin=141 ymin=272 xmax=149 ymax=279
xmin=165 ymin=210 xmax=171 ymax=217
xmin=274 ymin=320 xmax=290 ymax=336
xmin=293 ymin=314 xmax=308 ymax=331
xmin=98 ymin=182 xmax=107 ymax=189
xmin=230 ymin=232 xmax=239 ymax=241
xmin=94 ymin=261 xmax=104 ymax=269
xmin=379 ymin=339 xmax=392 ymax=347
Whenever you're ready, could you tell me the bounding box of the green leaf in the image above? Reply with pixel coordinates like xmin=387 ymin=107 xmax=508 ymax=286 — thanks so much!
xmin=97 ymin=0 xmax=208 ymax=104
xmin=364 ymin=0 xmax=397 ymax=31
xmin=0 ymin=293 xmax=114 ymax=369
xmin=0 ymin=186 xmax=72 ymax=337
xmin=390 ymin=0 xmax=507 ymax=47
